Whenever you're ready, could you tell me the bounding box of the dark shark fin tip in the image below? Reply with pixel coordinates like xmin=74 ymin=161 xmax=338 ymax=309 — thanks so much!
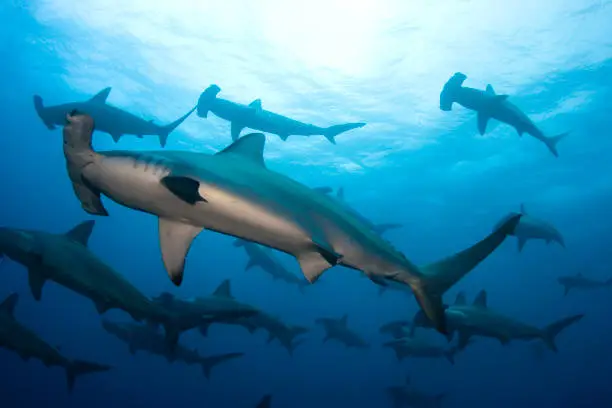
xmin=158 ymin=218 xmax=203 ymax=287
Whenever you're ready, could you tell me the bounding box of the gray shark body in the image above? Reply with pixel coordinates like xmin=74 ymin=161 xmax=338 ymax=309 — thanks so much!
xmin=494 ymin=204 xmax=564 ymax=252
xmin=61 ymin=113 xmax=521 ymax=334
xmin=558 ymin=273 xmax=612 ymax=296
xmin=233 ymin=239 xmax=309 ymax=292
xmin=412 ymin=290 xmax=584 ymax=352
xmin=440 ymin=72 xmax=568 ymax=157
xmin=383 ymin=336 xmax=461 ymax=365
xmin=196 ymin=85 xmax=366 ymax=143
xmin=316 ymin=315 xmax=369 ymax=349
xmin=151 ymin=280 xmax=259 ymax=329
xmin=0 ymin=293 xmax=111 ymax=392
xmin=0 ymin=221 xmax=199 ymax=347
xmin=387 ymin=376 xmax=447 ymax=408
xmin=380 ymin=320 xmax=412 ymax=339
xmin=34 ymin=87 xmax=195 ymax=147
xmin=101 ymin=320 xmax=243 ymax=378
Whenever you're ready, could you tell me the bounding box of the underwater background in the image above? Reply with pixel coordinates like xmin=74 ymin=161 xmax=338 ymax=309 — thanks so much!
xmin=1 ymin=0 xmax=612 ymax=407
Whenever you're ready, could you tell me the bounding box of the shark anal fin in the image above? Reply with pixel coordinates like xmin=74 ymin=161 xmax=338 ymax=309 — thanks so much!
xmin=477 ymin=112 xmax=490 ymax=135
xmin=160 ymin=176 xmax=206 ymax=205
xmin=27 ymin=268 xmax=47 ymax=301
xmin=89 ymin=87 xmax=112 ymax=104
xmin=230 ymin=122 xmax=245 ymax=141
xmin=158 ymin=218 xmax=203 ymax=286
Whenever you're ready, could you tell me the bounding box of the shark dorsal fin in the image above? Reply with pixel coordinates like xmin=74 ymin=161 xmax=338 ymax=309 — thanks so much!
xmin=520 ymin=203 xmax=528 ymax=215
xmin=337 ymin=187 xmax=345 ymax=201
xmin=339 ymin=314 xmax=348 ymax=325
xmin=485 ymin=84 xmax=496 ymax=95
xmin=249 ymin=99 xmax=263 ymax=112
xmin=89 ymin=87 xmax=112 ymax=104
xmin=213 ymin=279 xmax=233 ymax=298
xmin=0 ymin=293 xmax=18 ymax=316
xmin=216 ymin=133 xmax=266 ymax=168
xmin=473 ymin=290 xmax=488 ymax=308
xmin=64 ymin=220 xmax=95 ymax=247
xmin=454 ymin=292 xmax=466 ymax=305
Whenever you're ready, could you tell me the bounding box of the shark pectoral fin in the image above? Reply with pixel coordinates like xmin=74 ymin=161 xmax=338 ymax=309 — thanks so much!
xmin=160 ymin=176 xmax=206 ymax=205
xmin=89 ymin=87 xmax=111 ymax=104
xmin=297 ymin=247 xmax=339 ymax=283
xmin=71 ymin=176 xmax=109 ymax=216
xmin=158 ymin=218 xmax=203 ymax=286
xmin=27 ymin=268 xmax=47 ymax=301
xmin=477 ymin=112 xmax=490 ymax=135
xmin=230 ymin=122 xmax=245 ymax=141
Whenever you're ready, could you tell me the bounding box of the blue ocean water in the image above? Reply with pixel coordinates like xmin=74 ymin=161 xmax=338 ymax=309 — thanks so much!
xmin=1 ymin=0 xmax=612 ymax=407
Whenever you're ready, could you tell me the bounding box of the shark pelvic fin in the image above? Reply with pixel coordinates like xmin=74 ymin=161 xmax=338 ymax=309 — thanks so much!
xmin=89 ymin=87 xmax=111 ymax=104
xmin=477 ymin=111 xmax=490 ymax=135
xmin=161 ymin=176 xmax=206 ymax=205
xmin=0 ymin=293 xmax=18 ymax=316
xmin=217 ymin=132 xmax=266 ymax=167
xmin=158 ymin=218 xmax=203 ymax=286
xmin=64 ymin=220 xmax=95 ymax=246
xmin=28 ymin=267 xmax=47 ymax=301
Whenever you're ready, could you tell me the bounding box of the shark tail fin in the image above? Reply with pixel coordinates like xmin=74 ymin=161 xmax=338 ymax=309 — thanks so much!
xmin=543 ymin=132 xmax=569 ymax=158
xmin=33 ymin=95 xmax=56 ymax=130
xmin=255 ymin=395 xmax=272 ymax=408
xmin=201 ymin=352 xmax=244 ymax=378
xmin=157 ymin=105 xmax=197 ymax=148
xmin=322 ymin=122 xmax=366 ymax=144
xmin=541 ymin=314 xmax=584 ymax=352
xmin=410 ymin=213 xmax=521 ymax=334
xmin=65 ymin=359 xmax=111 ymax=392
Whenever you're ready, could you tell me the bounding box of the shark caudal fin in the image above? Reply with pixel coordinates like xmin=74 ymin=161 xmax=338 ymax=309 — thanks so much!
xmin=322 ymin=122 xmax=366 ymax=144
xmin=200 ymin=352 xmax=244 ymax=378
xmin=410 ymin=214 xmax=522 ymax=334
xmin=543 ymin=132 xmax=569 ymax=158
xmin=65 ymin=360 xmax=112 ymax=392
xmin=33 ymin=95 xmax=56 ymax=130
xmin=541 ymin=314 xmax=584 ymax=352
xmin=157 ymin=105 xmax=197 ymax=148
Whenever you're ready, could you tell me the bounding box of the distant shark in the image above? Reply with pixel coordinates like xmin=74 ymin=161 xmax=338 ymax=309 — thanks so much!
xmin=34 ymin=87 xmax=195 ymax=147
xmin=233 ymin=239 xmax=310 ymax=292
xmin=386 ymin=376 xmax=447 ymax=408
xmin=313 ymin=187 xmax=403 ymax=235
xmin=557 ymin=272 xmax=612 ymax=296
xmin=196 ymin=84 xmax=366 ymax=143
xmin=200 ymin=310 xmax=309 ymax=356
xmin=101 ymin=320 xmax=243 ymax=378
xmin=383 ymin=336 xmax=461 ymax=365
xmin=412 ymin=290 xmax=584 ymax=352
xmin=0 ymin=220 xmax=203 ymax=348
xmin=379 ymin=320 xmax=412 ymax=339
xmin=494 ymin=204 xmax=565 ymax=251
xmin=61 ymin=112 xmax=522 ymax=335
xmin=316 ymin=314 xmax=369 ymax=349
xmin=0 ymin=293 xmax=111 ymax=392
xmin=440 ymin=72 xmax=569 ymax=157
xmin=150 ymin=279 xmax=259 ymax=328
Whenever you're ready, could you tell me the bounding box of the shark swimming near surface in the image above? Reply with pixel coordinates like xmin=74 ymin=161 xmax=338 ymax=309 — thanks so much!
xmin=0 ymin=293 xmax=111 ymax=392
xmin=61 ymin=112 xmax=521 ymax=334
xmin=196 ymin=84 xmax=366 ymax=143
xmin=233 ymin=239 xmax=310 ymax=293
xmin=386 ymin=376 xmax=448 ymax=408
xmin=0 ymin=220 xmax=206 ymax=348
xmin=412 ymin=290 xmax=584 ymax=352
xmin=101 ymin=320 xmax=243 ymax=378
xmin=440 ymin=72 xmax=569 ymax=157
xmin=316 ymin=314 xmax=369 ymax=349
xmin=34 ymin=87 xmax=195 ymax=147
xmin=494 ymin=204 xmax=565 ymax=252
xmin=557 ymin=272 xmax=612 ymax=296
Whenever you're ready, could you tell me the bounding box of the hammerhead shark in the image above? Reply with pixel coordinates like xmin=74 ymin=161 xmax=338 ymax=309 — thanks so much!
xmin=316 ymin=314 xmax=369 ymax=349
xmin=440 ymin=72 xmax=569 ymax=157
xmin=557 ymin=272 xmax=612 ymax=296
xmin=313 ymin=187 xmax=403 ymax=235
xmin=150 ymin=279 xmax=259 ymax=325
xmin=200 ymin=310 xmax=309 ymax=356
xmin=0 ymin=220 xmax=204 ymax=348
xmin=196 ymin=84 xmax=366 ymax=143
xmin=383 ymin=336 xmax=461 ymax=365
xmin=34 ymin=87 xmax=195 ymax=147
xmin=61 ymin=112 xmax=521 ymax=335
xmin=412 ymin=290 xmax=584 ymax=352
xmin=494 ymin=204 xmax=565 ymax=252
xmin=387 ymin=376 xmax=447 ymax=408
xmin=0 ymin=293 xmax=111 ymax=392
xmin=233 ymin=239 xmax=310 ymax=292
xmin=379 ymin=320 xmax=412 ymax=339
xmin=101 ymin=320 xmax=243 ymax=378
